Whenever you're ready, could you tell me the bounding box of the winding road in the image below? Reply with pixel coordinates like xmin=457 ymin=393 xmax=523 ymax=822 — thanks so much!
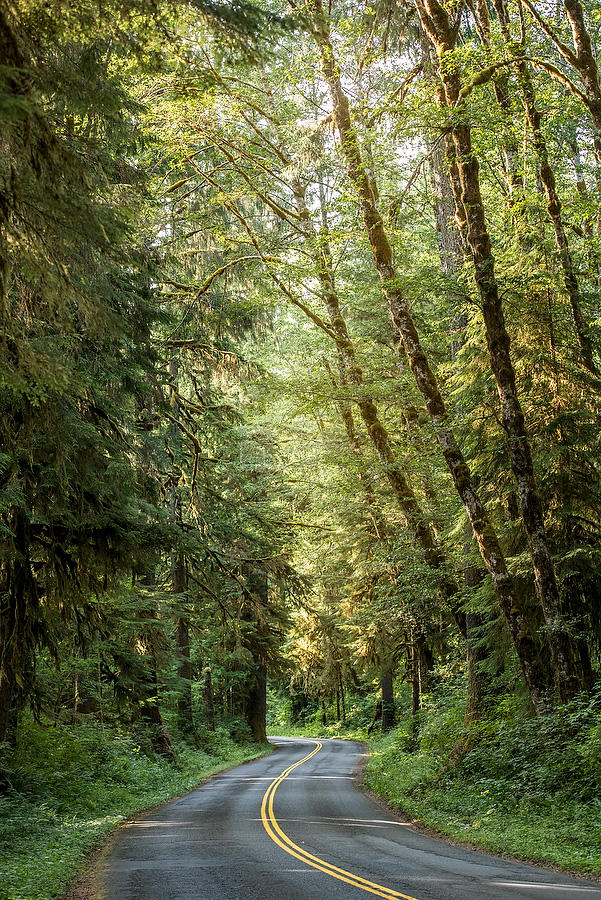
xmin=101 ymin=737 xmax=601 ymax=899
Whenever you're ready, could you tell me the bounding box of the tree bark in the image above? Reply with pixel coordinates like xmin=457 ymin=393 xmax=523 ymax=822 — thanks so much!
xmin=0 ymin=678 xmax=13 ymax=746
xmin=430 ymin=138 xmax=466 ymax=279
xmin=0 ymin=503 xmax=38 ymax=744
xmin=407 ymin=638 xmax=421 ymax=747
xmin=428 ymin=113 xmax=505 ymax=725
xmin=137 ymin=572 xmax=173 ymax=759
xmin=175 ymin=616 xmax=194 ymax=736
xmin=429 ymin=84 xmax=530 ymax=726
xmin=243 ymin=567 xmax=269 ymax=743
xmin=246 ymin=664 xmax=267 ymax=742
xmin=173 ymin=551 xmax=194 ymax=736
xmin=202 ymin=667 xmax=215 ymax=731
xmin=410 ymin=0 xmax=582 ymax=703
xmin=167 ymin=356 xmax=195 ymax=737
xmin=139 ymin=662 xmax=173 ymax=757
xmin=307 ymin=0 xmax=554 ymax=711
xmin=464 ymin=612 xmax=492 ymax=725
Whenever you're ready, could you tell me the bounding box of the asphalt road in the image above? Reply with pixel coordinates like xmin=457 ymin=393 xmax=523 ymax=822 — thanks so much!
xmin=100 ymin=737 xmax=601 ymax=900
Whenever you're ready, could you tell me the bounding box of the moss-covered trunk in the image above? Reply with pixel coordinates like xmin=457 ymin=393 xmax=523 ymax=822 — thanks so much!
xmin=308 ymin=0 xmax=553 ymax=711
xmin=413 ymin=0 xmax=584 ymax=703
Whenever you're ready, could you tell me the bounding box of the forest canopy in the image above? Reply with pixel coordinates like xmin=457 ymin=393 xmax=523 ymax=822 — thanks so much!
xmin=2 ymin=0 xmax=601 ymax=891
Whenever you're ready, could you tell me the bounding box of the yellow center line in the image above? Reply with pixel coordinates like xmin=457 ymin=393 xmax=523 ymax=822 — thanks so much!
xmin=260 ymin=740 xmax=420 ymax=900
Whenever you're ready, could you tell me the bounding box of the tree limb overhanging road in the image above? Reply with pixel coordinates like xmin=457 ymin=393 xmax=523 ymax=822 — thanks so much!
xmin=101 ymin=738 xmax=601 ymax=900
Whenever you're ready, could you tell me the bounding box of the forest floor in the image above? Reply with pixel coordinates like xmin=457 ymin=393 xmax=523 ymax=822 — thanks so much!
xmin=0 ymin=717 xmax=271 ymax=900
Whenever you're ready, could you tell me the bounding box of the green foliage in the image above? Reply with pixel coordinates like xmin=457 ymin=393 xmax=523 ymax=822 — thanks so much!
xmin=366 ymin=687 xmax=601 ymax=874
xmin=3 ymin=0 xmax=601 ymax=887
xmin=267 ymin=682 xmax=378 ymax=740
xmin=0 ymin=714 xmax=269 ymax=900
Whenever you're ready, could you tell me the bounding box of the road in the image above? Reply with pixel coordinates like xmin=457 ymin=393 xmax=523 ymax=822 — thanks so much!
xmin=100 ymin=737 xmax=601 ymax=900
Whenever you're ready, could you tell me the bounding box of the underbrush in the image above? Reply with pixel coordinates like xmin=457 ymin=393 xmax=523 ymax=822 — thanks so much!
xmin=365 ymin=686 xmax=601 ymax=875
xmin=0 ymin=716 xmax=269 ymax=900
xmin=267 ymin=690 xmax=372 ymax=741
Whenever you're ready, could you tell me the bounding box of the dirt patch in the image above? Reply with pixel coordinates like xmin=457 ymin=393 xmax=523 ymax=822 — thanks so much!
xmin=61 ymin=836 xmax=111 ymax=900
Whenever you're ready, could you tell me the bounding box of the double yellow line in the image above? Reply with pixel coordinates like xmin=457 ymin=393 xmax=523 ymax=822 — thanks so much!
xmin=260 ymin=740 xmax=419 ymax=900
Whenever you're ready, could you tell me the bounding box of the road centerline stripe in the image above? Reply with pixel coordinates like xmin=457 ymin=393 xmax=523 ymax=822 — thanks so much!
xmin=260 ymin=740 xmax=420 ymax=900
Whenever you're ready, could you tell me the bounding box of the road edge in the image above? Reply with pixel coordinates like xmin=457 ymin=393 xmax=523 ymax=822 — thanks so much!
xmin=351 ymin=738 xmax=601 ymax=885
xmin=60 ymin=745 xmax=274 ymax=900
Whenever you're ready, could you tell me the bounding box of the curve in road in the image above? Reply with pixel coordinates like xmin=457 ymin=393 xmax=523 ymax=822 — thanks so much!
xmin=101 ymin=737 xmax=601 ymax=900
xmin=261 ymin=740 xmax=416 ymax=899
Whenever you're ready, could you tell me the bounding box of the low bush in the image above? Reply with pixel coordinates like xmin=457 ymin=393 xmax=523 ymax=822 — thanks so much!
xmin=0 ymin=715 xmax=268 ymax=900
xmin=365 ymin=685 xmax=601 ymax=874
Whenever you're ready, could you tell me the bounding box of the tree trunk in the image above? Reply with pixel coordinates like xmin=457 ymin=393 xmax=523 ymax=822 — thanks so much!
xmin=464 ymin=606 xmax=499 ymax=726
xmin=429 ymin=115 xmax=513 ymax=726
xmin=0 ymin=678 xmax=13 ymax=746
xmin=242 ymin=567 xmax=269 ymax=743
xmin=139 ymin=663 xmax=173 ymax=758
xmin=167 ymin=355 xmax=195 ymax=736
xmin=411 ymin=0 xmax=583 ymax=703
xmin=430 ymin=138 xmax=466 ymax=278
xmin=246 ymin=664 xmax=267 ymax=743
xmin=173 ymin=553 xmax=194 ymax=736
xmin=448 ymin=608 xmax=499 ymax=761
xmin=0 ymin=507 xmax=37 ymax=745
xmin=202 ymin=667 xmax=215 ymax=731
xmin=138 ymin=654 xmax=173 ymax=758
xmin=176 ymin=619 xmax=194 ymax=735
xmin=407 ymin=640 xmax=421 ymax=747
xmin=309 ymin=0 xmax=553 ymax=711
xmin=137 ymin=573 xmax=173 ymax=759
xmin=410 ymin=647 xmax=420 ymax=719
xmin=381 ymin=670 xmax=396 ymax=732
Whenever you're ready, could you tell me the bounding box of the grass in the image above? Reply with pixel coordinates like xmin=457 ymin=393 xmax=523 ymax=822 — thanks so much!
xmin=0 ymin=717 xmax=270 ymax=900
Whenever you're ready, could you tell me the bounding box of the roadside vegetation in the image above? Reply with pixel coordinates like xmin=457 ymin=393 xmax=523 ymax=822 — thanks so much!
xmin=269 ymin=685 xmax=601 ymax=877
xmin=0 ymin=715 xmax=268 ymax=900
xmin=366 ymin=688 xmax=601 ymax=876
